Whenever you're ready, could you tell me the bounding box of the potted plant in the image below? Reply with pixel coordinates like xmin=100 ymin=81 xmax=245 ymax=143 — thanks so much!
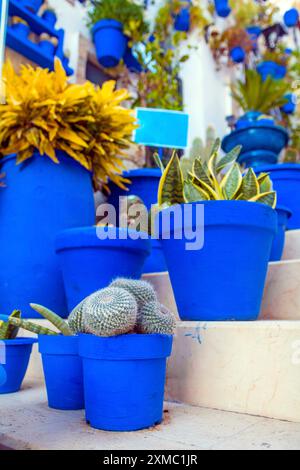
xmin=0 ymin=311 xmax=37 ymax=394
xmin=22 ymin=0 xmax=44 ymax=13
xmin=9 ymin=17 xmax=30 ymax=39
xmin=41 ymin=7 xmax=57 ymax=27
xmin=283 ymin=8 xmax=299 ymax=28
xmin=0 ymin=60 xmax=137 ymax=318
xmin=173 ymin=0 xmax=191 ymax=32
xmin=214 ymin=0 xmax=231 ymax=18
xmin=38 ymin=33 xmax=58 ymax=56
xmin=222 ymin=70 xmax=289 ymax=167
xmin=155 ymin=140 xmax=277 ymax=321
xmin=87 ymin=0 xmax=148 ymax=68
xmin=257 ymin=49 xmax=290 ymax=81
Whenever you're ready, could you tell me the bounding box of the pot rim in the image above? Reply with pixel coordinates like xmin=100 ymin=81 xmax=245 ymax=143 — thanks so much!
xmin=276 ymin=205 xmax=293 ymax=218
xmin=222 ymin=124 xmax=289 ymax=148
xmin=1 ymin=337 xmax=37 ymax=346
xmin=38 ymin=334 xmax=79 ymax=356
xmin=254 ymin=163 xmax=300 ymax=173
xmin=122 ymin=168 xmax=162 ymax=179
xmin=92 ymin=19 xmax=124 ymax=36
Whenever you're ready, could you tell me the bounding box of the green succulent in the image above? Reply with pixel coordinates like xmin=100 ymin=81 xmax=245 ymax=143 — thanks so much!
xmin=110 ymin=278 xmax=157 ymax=311
xmin=181 ymin=126 xmax=216 ymax=178
xmin=157 ymin=139 xmax=277 ymax=208
xmin=136 ymin=302 xmax=176 ymax=335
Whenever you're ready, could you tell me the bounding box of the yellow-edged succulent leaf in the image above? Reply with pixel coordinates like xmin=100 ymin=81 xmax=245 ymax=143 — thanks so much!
xmin=158 ymin=151 xmax=185 ymax=206
xmin=240 ymin=168 xmax=260 ymax=200
xmin=250 ymin=191 xmax=277 ymax=208
xmin=184 ymin=181 xmax=209 ymax=202
xmin=216 ymin=145 xmax=242 ymax=172
xmin=190 ymin=174 xmax=219 ymax=200
xmin=221 ymin=163 xmax=243 ymax=200
xmin=257 ymin=173 xmax=272 ymax=193
xmin=192 ymin=158 xmax=211 ymax=186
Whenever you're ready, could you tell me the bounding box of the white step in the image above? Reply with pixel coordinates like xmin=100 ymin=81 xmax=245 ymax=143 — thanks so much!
xmin=1 ymin=380 xmax=299 ymax=450
xmin=166 ymin=321 xmax=300 ymax=423
xmin=283 ymin=229 xmax=300 ymax=261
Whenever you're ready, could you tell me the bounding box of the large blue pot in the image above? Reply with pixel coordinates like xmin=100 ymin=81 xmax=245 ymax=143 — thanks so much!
xmin=0 ymin=338 xmax=37 ymax=394
xmin=257 ymin=61 xmax=287 ymax=81
xmin=108 ymin=169 xmax=162 ymax=212
xmin=284 ymin=8 xmax=299 ymax=28
xmin=0 ymin=152 xmax=95 ymax=318
xmin=158 ymin=201 xmax=277 ymax=321
xmin=214 ymin=0 xmax=231 ymax=17
xmin=39 ymin=335 xmax=84 ymax=410
xmin=56 ymin=227 xmax=151 ymax=311
xmin=92 ymin=19 xmax=127 ymax=68
xmin=143 ymin=239 xmax=167 ymax=274
xmin=222 ymin=124 xmax=289 ymax=167
xmin=270 ymin=206 xmax=292 ymax=262
xmin=174 ymin=2 xmax=191 ymax=32
xmin=230 ymin=46 xmax=245 ymax=63
xmin=42 ymin=10 xmax=57 ymax=27
xmin=10 ymin=23 xmax=30 ymax=39
xmin=254 ymin=164 xmax=300 ymax=230
xmin=79 ymin=333 xmax=173 ymax=431
xmin=22 ymin=0 xmax=43 ymax=13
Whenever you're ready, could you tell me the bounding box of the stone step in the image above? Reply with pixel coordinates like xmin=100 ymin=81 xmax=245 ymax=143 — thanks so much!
xmin=166 ymin=321 xmax=300 ymax=423
xmin=283 ymin=229 xmax=300 ymax=261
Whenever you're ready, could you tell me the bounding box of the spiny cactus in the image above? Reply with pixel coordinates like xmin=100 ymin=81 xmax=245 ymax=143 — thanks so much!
xmin=136 ymin=302 xmax=176 ymax=335
xmin=110 ymin=278 xmax=157 ymax=311
xmin=83 ymin=287 xmax=138 ymax=337
xmin=30 ymin=304 xmax=73 ymax=336
xmin=68 ymin=299 xmax=87 ymax=334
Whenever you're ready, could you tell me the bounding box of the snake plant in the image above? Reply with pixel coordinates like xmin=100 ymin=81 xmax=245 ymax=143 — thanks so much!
xmin=156 ymin=139 xmax=277 ymax=208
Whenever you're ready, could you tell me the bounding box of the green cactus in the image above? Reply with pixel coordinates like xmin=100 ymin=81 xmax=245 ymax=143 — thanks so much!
xmin=83 ymin=287 xmax=138 ymax=337
xmin=68 ymin=299 xmax=87 ymax=334
xmin=7 ymin=317 xmax=58 ymax=336
xmin=136 ymin=302 xmax=176 ymax=335
xmin=0 ymin=310 xmax=21 ymax=340
xmin=110 ymin=278 xmax=157 ymax=311
xmin=30 ymin=303 xmax=73 ymax=336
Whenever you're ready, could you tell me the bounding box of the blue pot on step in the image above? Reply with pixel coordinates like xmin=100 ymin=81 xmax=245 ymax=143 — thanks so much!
xmin=230 ymin=46 xmax=245 ymax=63
xmin=0 ymin=338 xmax=37 ymax=394
xmin=10 ymin=23 xmax=30 ymax=39
xmin=39 ymin=335 xmax=84 ymax=410
xmin=22 ymin=0 xmax=43 ymax=13
xmin=42 ymin=10 xmax=57 ymax=28
xmin=257 ymin=61 xmax=287 ymax=81
xmin=79 ymin=333 xmax=173 ymax=431
xmin=56 ymin=227 xmax=151 ymax=311
xmin=143 ymin=239 xmax=167 ymax=274
xmin=158 ymin=201 xmax=277 ymax=321
xmin=270 ymin=206 xmax=292 ymax=262
xmin=174 ymin=1 xmax=191 ymax=32
xmin=214 ymin=0 xmax=231 ymax=17
xmin=0 ymin=152 xmax=95 ymax=319
xmin=254 ymin=164 xmax=300 ymax=230
xmin=92 ymin=19 xmax=127 ymax=68
xmin=284 ymin=8 xmax=299 ymax=28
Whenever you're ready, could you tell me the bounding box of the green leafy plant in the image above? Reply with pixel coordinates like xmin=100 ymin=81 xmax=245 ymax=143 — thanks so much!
xmin=87 ymin=0 xmax=149 ymax=43
xmin=181 ymin=126 xmax=216 ymax=178
xmin=231 ymin=69 xmax=290 ymax=114
xmin=156 ymin=139 xmax=277 ymax=208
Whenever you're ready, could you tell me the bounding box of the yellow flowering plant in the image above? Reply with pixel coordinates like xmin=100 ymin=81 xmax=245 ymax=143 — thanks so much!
xmin=0 ymin=59 xmax=138 ymax=190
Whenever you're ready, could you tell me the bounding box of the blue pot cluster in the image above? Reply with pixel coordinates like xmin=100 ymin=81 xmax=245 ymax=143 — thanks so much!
xmin=214 ymin=0 xmax=231 ymax=18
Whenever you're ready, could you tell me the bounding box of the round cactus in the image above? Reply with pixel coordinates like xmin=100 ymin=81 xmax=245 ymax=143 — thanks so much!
xmin=84 ymin=287 xmax=138 ymax=337
xmin=137 ymin=301 xmax=176 ymax=335
xmin=110 ymin=278 xmax=157 ymax=312
xmin=68 ymin=299 xmax=87 ymax=334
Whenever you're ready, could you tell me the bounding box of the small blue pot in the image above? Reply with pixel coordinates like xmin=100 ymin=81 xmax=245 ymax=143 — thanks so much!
xmin=0 ymin=338 xmax=37 ymax=394
xmin=158 ymin=201 xmax=277 ymax=321
xmin=214 ymin=0 xmax=231 ymax=17
xmin=270 ymin=206 xmax=292 ymax=262
xmin=281 ymin=93 xmax=296 ymax=115
xmin=254 ymin=164 xmax=300 ymax=230
xmin=38 ymin=40 xmax=56 ymax=56
xmin=123 ymin=46 xmax=142 ymax=73
xmin=108 ymin=169 xmax=162 ymax=212
xmin=230 ymin=46 xmax=245 ymax=63
xmin=143 ymin=239 xmax=167 ymax=274
xmin=92 ymin=19 xmax=127 ymax=68
xmin=174 ymin=2 xmax=191 ymax=32
xmin=39 ymin=335 xmax=84 ymax=410
xmin=79 ymin=333 xmax=173 ymax=431
xmin=56 ymin=227 xmax=151 ymax=311
xmin=10 ymin=23 xmax=30 ymax=39
xmin=222 ymin=124 xmax=289 ymax=168
xmin=22 ymin=0 xmax=43 ymax=13
xmin=257 ymin=61 xmax=287 ymax=81
xmin=42 ymin=10 xmax=57 ymax=28
xmin=246 ymin=25 xmax=261 ymax=50
xmin=284 ymin=8 xmax=299 ymax=28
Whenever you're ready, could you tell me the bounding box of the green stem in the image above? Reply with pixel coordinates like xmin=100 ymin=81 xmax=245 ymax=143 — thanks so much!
xmin=8 ymin=317 xmax=58 ymax=336
xmin=30 ymin=304 xmax=73 ymax=336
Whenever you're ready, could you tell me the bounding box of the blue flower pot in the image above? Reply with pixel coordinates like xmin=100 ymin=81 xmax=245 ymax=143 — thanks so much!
xmin=257 ymin=61 xmax=287 ymax=81
xmin=0 ymin=152 xmax=95 ymax=319
xmin=214 ymin=0 xmax=231 ymax=18
xmin=42 ymin=10 xmax=57 ymax=28
xmin=79 ymin=333 xmax=173 ymax=431
xmin=22 ymin=0 xmax=43 ymax=13
xmin=39 ymin=335 xmax=84 ymax=410
xmin=235 ymin=111 xmax=275 ymax=130
xmin=38 ymin=40 xmax=56 ymax=56
xmin=230 ymin=46 xmax=245 ymax=63
xmin=158 ymin=201 xmax=277 ymax=321
xmin=281 ymin=93 xmax=296 ymax=115
xmin=270 ymin=206 xmax=292 ymax=262
xmin=174 ymin=2 xmax=191 ymax=32
xmin=0 ymin=338 xmax=37 ymax=394
xmin=143 ymin=239 xmax=167 ymax=274
xmin=246 ymin=25 xmax=261 ymax=50
xmin=284 ymin=8 xmax=299 ymax=28
xmin=10 ymin=23 xmax=30 ymax=39
xmin=92 ymin=19 xmax=127 ymax=68
xmin=123 ymin=47 xmax=143 ymax=73
xmin=254 ymin=164 xmax=300 ymax=230
xmin=222 ymin=124 xmax=289 ymax=168
xmin=56 ymin=227 xmax=151 ymax=311
xmin=108 ymin=169 xmax=162 ymax=212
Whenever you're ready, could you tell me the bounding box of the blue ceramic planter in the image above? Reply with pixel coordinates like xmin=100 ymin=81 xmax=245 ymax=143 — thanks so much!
xmin=92 ymin=19 xmax=127 ymax=68
xmin=42 ymin=10 xmax=57 ymax=27
xmin=108 ymin=169 xmax=162 ymax=212
xmin=38 ymin=40 xmax=56 ymax=56
xmin=79 ymin=333 xmax=173 ymax=431
xmin=222 ymin=123 xmax=289 ymax=167
xmin=254 ymin=164 xmax=300 ymax=230
xmin=257 ymin=61 xmax=287 ymax=81
xmin=22 ymin=0 xmax=43 ymax=13
xmin=39 ymin=335 xmax=84 ymax=410
xmin=0 ymin=152 xmax=95 ymax=319
xmin=230 ymin=46 xmax=245 ymax=63
xmin=123 ymin=47 xmax=142 ymax=73
xmin=281 ymin=93 xmax=296 ymax=115
xmin=174 ymin=2 xmax=191 ymax=32
xmin=246 ymin=25 xmax=261 ymax=50
xmin=270 ymin=206 xmax=292 ymax=262
xmin=0 ymin=338 xmax=37 ymax=394
xmin=143 ymin=239 xmax=167 ymax=274
xmin=56 ymin=227 xmax=151 ymax=311
xmin=10 ymin=23 xmax=30 ymax=39
xmin=214 ymin=0 xmax=231 ymax=17
xmin=235 ymin=111 xmax=274 ymax=130
xmin=284 ymin=8 xmax=299 ymax=27
xmin=158 ymin=201 xmax=277 ymax=321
